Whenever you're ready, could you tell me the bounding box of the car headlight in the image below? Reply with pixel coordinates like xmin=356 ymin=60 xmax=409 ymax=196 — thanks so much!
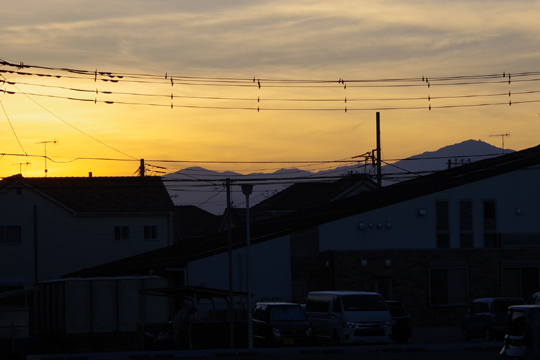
xmin=272 ymin=328 xmax=281 ymax=338
xmin=306 ymin=327 xmax=313 ymax=337
xmin=343 ymin=321 xmax=357 ymax=329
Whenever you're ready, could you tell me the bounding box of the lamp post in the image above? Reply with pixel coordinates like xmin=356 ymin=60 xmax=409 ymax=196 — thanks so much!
xmin=241 ymin=184 xmax=253 ymax=349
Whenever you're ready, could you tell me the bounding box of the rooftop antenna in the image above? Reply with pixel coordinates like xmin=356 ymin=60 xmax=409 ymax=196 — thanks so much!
xmin=489 ymin=133 xmax=510 ymax=154
xmin=36 ymin=140 xmax=58 ymax=177
xmin=12 ymin=162 xmax=31 ymax=174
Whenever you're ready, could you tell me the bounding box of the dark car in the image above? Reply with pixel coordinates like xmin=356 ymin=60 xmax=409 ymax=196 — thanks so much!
xmin=252 ymin=302 xmax=316 ymax=347
xmin=386 ymin=300 xmax=411 ymax=343
xmin=461 ymin=297 xmax=524 ymax=341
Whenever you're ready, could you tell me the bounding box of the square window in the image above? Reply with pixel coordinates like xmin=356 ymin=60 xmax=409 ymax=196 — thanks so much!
xmin=144 ymin=225 xmax=158 ymax=240
xmin=114 ymin=226 xmax=129 ymax=240
xmin=0 ymin=226 xmax=22 ymax=244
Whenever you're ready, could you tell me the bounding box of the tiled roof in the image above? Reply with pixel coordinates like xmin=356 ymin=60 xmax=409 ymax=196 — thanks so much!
xmin=0 ymin=175 xmax=175 ymax=213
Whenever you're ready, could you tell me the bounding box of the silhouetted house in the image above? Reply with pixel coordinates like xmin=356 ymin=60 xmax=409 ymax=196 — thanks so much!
xmin=66 ymin=144 xmax=540 ymax=327
xmin=174 ymin=205 xmax=219 ymax=243
xmin=250 ymin=173 xmax=377 ymax=221
xmin=0 ymin=174 xmax=175 ymax=292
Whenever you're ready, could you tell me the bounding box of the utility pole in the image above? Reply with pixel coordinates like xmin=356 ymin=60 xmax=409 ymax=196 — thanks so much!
xmin=489 ymin=133 xmax=510 ymax=154
xmin=139 ymin=159 xmax=145 ymax=177
xmin=376 ymin=112 xmax=382 ymax=188
xmin=36 ymin=140 xmax=58 ymax=177
xmin=226 ymin=178 xmax=234 ymax=348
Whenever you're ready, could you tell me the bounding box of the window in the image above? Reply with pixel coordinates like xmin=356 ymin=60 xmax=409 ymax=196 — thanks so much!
xmin=429 ymin=266 xmax=468 ymax=305
xmin=502 ymin=266 xmax=539 ymax=301
xmin=0 ymin=226 xmax=22 ymax=244
xmin=144 ymin=225 xmax=158 ymax=240
xmin=436 ymin=201 xmax=450 ymax=248
xmin=460 ymin=200 xmax=473 ymax=248
xmin=483 ymin=201 xmax=500 ymax=248
xmin=114 ymin=226 xmax=130 ymax=241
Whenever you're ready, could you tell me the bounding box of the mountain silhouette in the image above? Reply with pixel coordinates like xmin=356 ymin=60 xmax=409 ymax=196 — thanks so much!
xmin=164 ymin=139 xmax=512 ymax=214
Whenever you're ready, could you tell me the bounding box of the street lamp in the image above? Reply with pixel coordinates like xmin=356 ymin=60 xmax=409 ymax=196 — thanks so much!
xmin=241 ymin=184 xmax=253 ymax=349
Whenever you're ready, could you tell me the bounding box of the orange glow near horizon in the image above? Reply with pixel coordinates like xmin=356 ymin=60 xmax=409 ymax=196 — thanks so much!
xmin=2 ymin=1 xmax=540 ymax=178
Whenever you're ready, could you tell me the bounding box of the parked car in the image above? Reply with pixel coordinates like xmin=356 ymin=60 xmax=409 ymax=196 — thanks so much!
xmin=500 ymin=305 xmax=540 ymax=360
xmin=526 ymin=292 xmax=540 ymax=304
xmin=386 ymin=300 xmax=411 ymax=343
xmin=305 ymin=291 xmax=392 ymax=345
xmin=252 ymin=302 xmax=316 ymax=347
xmin=461 ymin=297 xmax=524 ymax=342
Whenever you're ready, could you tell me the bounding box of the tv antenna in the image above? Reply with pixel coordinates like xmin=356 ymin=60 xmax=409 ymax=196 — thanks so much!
xmin=36 ymin=140 xmax=58 ymax=177
xmin=489 ymin=133 xmax=510 ymax=154
xmin=12 ymin=162 xmax=31 ymax=174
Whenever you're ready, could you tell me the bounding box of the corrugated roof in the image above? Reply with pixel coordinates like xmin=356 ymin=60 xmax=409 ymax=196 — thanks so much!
xmin=0 ymin=175 xmax=175 ymax=213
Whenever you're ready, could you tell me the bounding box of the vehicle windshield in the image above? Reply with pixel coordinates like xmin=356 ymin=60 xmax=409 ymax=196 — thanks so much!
xmin=494 ymin=300 xmax=523 ymax=312
xmin=506 ymin=309 xmax=528 ymax=336
xmin=342 ymin=295 xmax=388 ymax=311
xmin=269 ymin=305 xmax=307 ymax=321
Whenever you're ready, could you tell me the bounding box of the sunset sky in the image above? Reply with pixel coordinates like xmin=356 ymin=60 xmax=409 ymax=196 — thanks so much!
xmin=1 ymin=0 xmax=540 ymax=179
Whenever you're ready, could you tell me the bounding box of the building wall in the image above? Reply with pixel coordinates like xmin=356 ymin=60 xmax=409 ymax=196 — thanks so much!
xmin=319 ymin=166 xmax=540 ymax=251
xmin=187 ymin=235 xmax=292 ymax=317
xmin=0 ymin=186 xmax=171 ymax=288
xmin=291 ymin=248 xmax=540 ymax=327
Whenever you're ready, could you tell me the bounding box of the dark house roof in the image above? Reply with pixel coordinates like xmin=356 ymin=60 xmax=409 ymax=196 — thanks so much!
xmin=64 ymin=143 xmax=540 ymax=278
xmin=174 ymin=205 xmax=219 ymax=241
xmin=252 ymin=173 xmax=377 ymax=214
xmin=0 ymin=174 xmax=175 ymax=213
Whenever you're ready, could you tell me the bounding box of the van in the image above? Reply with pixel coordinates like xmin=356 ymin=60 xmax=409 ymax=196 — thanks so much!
xmin=461 ymin=297 xmax=524 ymax=341
xmin=500 ymin=305 xmax=540 ymax=360
xmin=304 ymin=291 xmax=392 ymax=345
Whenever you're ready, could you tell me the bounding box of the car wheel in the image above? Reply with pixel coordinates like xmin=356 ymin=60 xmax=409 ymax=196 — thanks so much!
xmin=461 ymin=328 xmax=470 ymax=342
xmin=331 ymin=331 xmax=340 ymax=346
xmin=484 ymin=328 xmax=492 ymax=342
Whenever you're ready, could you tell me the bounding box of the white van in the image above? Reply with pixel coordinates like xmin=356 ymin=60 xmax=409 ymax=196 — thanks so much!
xmin=305 ymin=291 xmax=392 ymax=345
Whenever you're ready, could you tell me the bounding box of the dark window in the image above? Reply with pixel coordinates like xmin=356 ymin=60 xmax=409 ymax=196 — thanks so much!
xmin=114 ymin=226 xmax=129 ymax=240
xmin=436 ymin=201 xmax=449 ymax=231
xmin=460 ymin=201 xmax=473 ymax=231
xmin=0 ymin=226 xmax=22 ymax=244
xmin=332 ymin=296 xmax=342 ymax=313
xmin=436 ymin=201 xmax=450 ymax=248
xmin=503 ymin=267 xmax=539 ymax=301
xmin=460 ymin=200 xmax=473 ymax=248
xmin=483 ymin=200 xmax=498 ymax=248
xmin=460 ymin=234 xmax=474 ymax=248
xmin=483 ymin=201 xmax=496 ymax=231
xmin=430 ymin=267 xmax=468 ymax=306
xmin=305 ymin=298 xmax=330 ymax=313
xmin=144 ymin=225 xmax=158 ymax=240
xmin=341 ymin=294 xmax=388 ymax=311
xmin=15 ymin=188 xmax=22 ymax=196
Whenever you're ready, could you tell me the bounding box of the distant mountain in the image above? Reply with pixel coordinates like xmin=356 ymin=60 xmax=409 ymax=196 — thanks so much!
xmin=380 ymin=139 xmax=514 ymax=185
xmin=164 ymin=140 xmax=513 ymax=215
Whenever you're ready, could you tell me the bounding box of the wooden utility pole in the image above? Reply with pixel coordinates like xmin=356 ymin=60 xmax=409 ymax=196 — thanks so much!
xmin=226 ymin=178 xmax=234 ymax=348
xmin=376 ymin=112 xmax=382 ymax=188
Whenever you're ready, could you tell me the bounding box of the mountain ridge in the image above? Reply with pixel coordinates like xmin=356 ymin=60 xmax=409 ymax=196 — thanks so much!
xmin=164 ymin=139 xmax=514 ymax=214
